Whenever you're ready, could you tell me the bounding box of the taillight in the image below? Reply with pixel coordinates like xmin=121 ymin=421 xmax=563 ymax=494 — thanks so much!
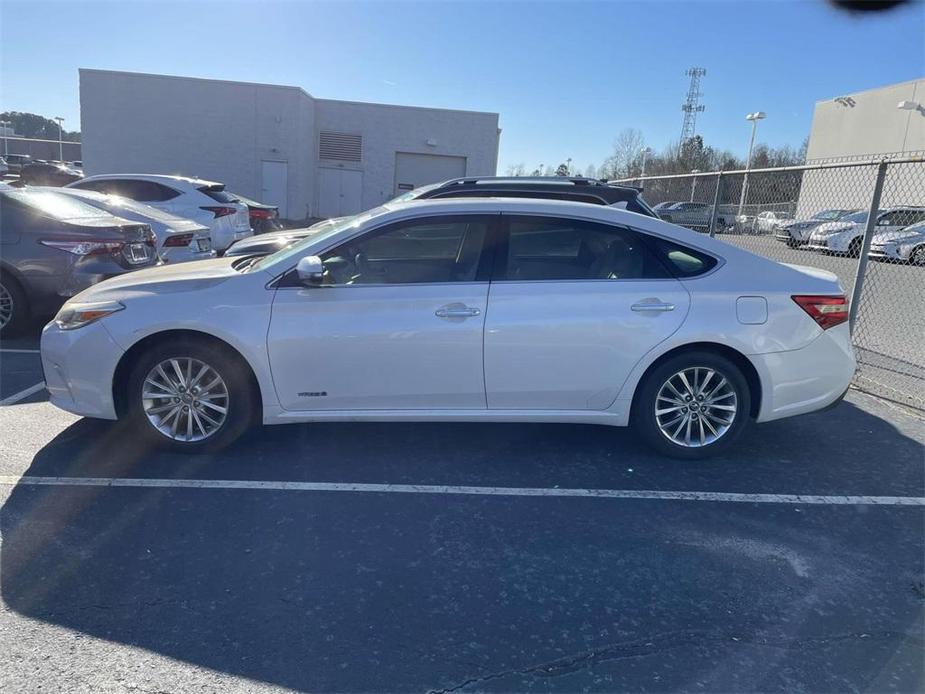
xmin=40 ymin=239 xmax=124 ymax=256
xmin=792 ymin=295 xmax=849 ymax=330
xmin=249 ymin=208 xmax=275 ymax=219
xmin=163 ymin=233 xmax=194 ymax=247
xmin=201 ymin=206 xmax=237 ymax=219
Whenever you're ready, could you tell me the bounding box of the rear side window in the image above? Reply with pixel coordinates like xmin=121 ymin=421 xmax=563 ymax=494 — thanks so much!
xmin=72 ymin=179 xmax=179 ymax=202
xmin=200 ymin=186 xmax=237 ymax=204
xmin=647 ymin=237 xmax=718 ymax=277
xmin=501 ymin=217 xmax=671 ymax=281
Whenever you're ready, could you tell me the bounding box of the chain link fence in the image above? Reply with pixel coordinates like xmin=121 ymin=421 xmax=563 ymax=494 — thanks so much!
xmin=617 ymin=158 xmax=925 ymax=411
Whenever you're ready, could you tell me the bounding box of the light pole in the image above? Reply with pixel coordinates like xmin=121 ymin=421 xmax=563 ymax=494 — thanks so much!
xmin=566 ymin=157 xmax=572 ymax=176
xmin=639 ymin=146 xmax=653 ymax=179
xmin=54 ymin=117 xmax=65 ymax=162
xmin=737 ymin=111 xmax=765 ymax=217
xmin=0 ymin=121 xmax=9 ymax=157
xmin=690 ymin=169 xmax=701 ymax=201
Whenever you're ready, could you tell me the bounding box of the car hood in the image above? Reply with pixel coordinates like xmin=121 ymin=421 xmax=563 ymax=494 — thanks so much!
xmin=872 ymin=228 xmax=925 ymax=244
xmin=812 ymin=221 xmax=857 ymax=235
xmin=70 ymin=256 xmax=241 ymax=302
xmin=778 ymin=219 xmax=821 ymax=231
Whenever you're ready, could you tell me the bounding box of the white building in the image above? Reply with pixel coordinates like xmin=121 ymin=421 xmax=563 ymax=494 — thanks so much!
xmin=798 ymin=78 xmax=925 ymax=215
xmin=79 ymin=69 xmax=501 ymax=220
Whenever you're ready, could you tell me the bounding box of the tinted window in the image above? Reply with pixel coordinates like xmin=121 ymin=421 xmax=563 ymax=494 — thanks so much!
xmin=320 ymin=216 xmax=490 ymax=285
xmin=72 ymin=179 xmax=178 ymax=202
xmin=883 ymin=209 xmax=925 ymax=227
xmin=200 ymin=186 xmax=237 ymax=204
xmin=501 ymin=217 xmax=670 ymax=281
xmin=647 ymin=237 xmax=718 ymax=277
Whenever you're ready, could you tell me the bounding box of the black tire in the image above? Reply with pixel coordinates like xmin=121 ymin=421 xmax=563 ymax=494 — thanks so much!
xmin=632 ymin=351 xmax=751 ymax=459
xmin=848 ymin=237 xmax=863 ymax=258
xmin=124 ymin=337 xmax=258 ymax=453
xmin=0 ymin=272 xmax=29 ymax=337
xmin=910 ymin=245 xmax=925 ymax=267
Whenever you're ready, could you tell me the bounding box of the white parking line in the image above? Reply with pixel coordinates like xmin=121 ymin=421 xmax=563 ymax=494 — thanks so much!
xmin=0 ymin=381 xmax=46 ymax=406
xmin=0 ymin=348 xmax=40 ymax=354
xmin=0 ymin=475 xmax=922 ymax=506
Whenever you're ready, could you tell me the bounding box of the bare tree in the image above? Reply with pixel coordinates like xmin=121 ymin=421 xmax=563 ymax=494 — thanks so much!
xmin=505 ymin=163 xmax=526 ymax=177
xmin=583 ymin=164 xmax=597 ymax=179
xmin=602 ymin=128 xmax=645 ymax=179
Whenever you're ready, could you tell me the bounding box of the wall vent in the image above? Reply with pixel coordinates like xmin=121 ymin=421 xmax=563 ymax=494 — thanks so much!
xmin=319 ymin=131 xmax=362 ymax=162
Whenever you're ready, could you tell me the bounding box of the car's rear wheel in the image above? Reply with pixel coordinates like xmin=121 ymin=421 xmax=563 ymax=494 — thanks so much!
xmin=0 ymin=274 xmax=29 ymax=336
xmin=910 ymin=245 xmax=925 ymax=266
xmin=633 ymin=351 xmax=751 ymax=459
xmin=125 ymin=338 xmax=257 ymax=452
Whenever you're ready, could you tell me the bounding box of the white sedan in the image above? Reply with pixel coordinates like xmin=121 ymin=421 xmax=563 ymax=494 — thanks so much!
xmin=49 ymin=187 xmax=215 ymax=264
xmin=40 ymin=198 xmax=856 ymax=458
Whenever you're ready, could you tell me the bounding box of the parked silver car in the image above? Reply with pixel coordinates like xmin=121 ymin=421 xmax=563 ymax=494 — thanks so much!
xmin=774 ymin=209 xmax=857 ymax=247
xmin=0 ymin=188 xmax=157 ymax=334
xmin=51 ymin=187 xmax=215 ymax=264
xmin=869 ymin=220 xmax=925 ymax=265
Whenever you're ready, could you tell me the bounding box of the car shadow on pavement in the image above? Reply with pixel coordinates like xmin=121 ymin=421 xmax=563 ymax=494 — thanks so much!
xmin=2 ymin=397 xmax=924 ymax=691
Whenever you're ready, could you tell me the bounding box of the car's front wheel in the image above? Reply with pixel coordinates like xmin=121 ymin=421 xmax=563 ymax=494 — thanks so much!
xmin=125 ymin=338 xmax=257 ymax=452
xmin=633 ymin=351 xmax=751 ymax=459
xmin=910 ymin=245 xmax=925 ymax=266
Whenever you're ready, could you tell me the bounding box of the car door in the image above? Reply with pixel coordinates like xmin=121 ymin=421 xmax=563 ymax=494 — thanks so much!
xmin=267 ymin=214 xmax=496 ymax=411
xmin=483 ymin=215 xmax=691 ymax=411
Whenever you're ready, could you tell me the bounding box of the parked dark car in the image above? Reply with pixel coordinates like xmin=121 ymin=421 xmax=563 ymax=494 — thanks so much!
xmin=0 ymin=187 xmax=157 ymax=334
xmin=3 ymin=154 xmax=33 ymax=175
xmin=232 ymin=192 xmax=282 ymax=234
xmin=396 ymin=176 xmax=658 ymax=216
xmin=20 ymin=161 xmax=83 ymax=187
xmin=225 ymin=177 xmax=659 ymax=257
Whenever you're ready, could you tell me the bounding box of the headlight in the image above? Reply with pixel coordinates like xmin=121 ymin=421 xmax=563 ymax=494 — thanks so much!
xmin=54 ymin=300 xmax=125 ymax=330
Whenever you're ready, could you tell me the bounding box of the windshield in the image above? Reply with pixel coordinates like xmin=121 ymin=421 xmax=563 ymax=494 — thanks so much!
xmin=814 ymin=209 xmax=849 ymax=221
xmin=249 ymin=207 xmax=387 ymax=271
xmin=97 ymin=195 xmax=188 ymax=223
xmin=3 ymin=190 xmax=111 ymax=220
xmin=842 ymin=211 xmax=870 ymax=224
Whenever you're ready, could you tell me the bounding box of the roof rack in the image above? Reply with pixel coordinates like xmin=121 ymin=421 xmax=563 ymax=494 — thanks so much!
xmin=440 ymin=176 xmax=607 ymax=187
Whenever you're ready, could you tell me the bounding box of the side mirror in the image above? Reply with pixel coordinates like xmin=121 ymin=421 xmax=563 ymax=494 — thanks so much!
xmin=296 ymin=255 xmax=324 ymax=286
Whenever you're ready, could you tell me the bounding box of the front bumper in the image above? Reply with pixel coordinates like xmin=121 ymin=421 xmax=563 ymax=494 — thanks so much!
xmin=868 ymin=243 xmax=909 ymax=262
xmin=41 ymin=319 xmax=124 ymax=419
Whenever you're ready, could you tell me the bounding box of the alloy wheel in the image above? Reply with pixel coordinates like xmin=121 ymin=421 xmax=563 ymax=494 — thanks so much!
xmin=142 ymin=357 xmax=229 ymax=442
xmin=911 ymin=247 xmax=925 ymax=267
xmin=0 ymin=283 xmax=13 ymax=330
xmin=654 ymin=367 xmax=738 ymax=448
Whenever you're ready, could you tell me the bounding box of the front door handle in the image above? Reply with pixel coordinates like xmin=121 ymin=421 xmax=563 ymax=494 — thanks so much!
xmin=631 ymin=301 xmax=675 ymax=313
xmin=435 ymin=305 xmax=481 ymax=318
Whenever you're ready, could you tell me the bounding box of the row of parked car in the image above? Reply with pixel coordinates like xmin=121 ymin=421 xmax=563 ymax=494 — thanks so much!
xmin=772 ymin=206 xmax=925 ymax=264
xmin=0 ymin=172 xmax=290 ymax=334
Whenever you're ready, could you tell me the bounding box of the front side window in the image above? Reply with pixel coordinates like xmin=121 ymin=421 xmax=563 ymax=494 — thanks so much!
xmin=319 ymin=216 xmax=490 ymax=285
xmin=500 ymin=217 xmax=670 ymax=281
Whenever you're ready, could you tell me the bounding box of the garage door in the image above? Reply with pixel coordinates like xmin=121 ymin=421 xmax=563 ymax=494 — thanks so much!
xmin=394 ymin=153 xmax=467 ymax=196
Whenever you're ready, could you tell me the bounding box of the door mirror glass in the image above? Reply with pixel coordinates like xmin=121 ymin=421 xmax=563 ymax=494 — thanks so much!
xmin=296 ymin=255 xmax=324 ymax=285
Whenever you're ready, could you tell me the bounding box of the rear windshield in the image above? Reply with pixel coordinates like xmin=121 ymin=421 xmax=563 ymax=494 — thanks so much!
xmin=2 ymin=190 xmax=111 ymax=220
xmin=199 ymin=185 xmax=238 ymax=204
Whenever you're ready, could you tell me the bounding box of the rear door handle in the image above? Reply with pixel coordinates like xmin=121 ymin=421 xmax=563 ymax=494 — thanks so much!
xmin=631 ymin=301 xmax=675 ymax=312
xmin=435 ymin=306 xmax=481 ymax=318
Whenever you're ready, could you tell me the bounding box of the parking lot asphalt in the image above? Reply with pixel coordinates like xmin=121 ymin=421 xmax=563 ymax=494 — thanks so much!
xmin=1 ymin=339 xmax=924 ymax=692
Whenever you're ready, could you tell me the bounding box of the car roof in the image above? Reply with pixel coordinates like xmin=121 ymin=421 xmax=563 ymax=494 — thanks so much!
xmin=75 ymin=173 xmax=221 ymax=188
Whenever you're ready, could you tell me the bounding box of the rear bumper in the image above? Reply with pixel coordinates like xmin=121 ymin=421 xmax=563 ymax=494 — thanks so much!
xmin=751 ymin=322 xmax=856 ymax=423
xmin=41 ymin=319 xmax=123 ymax=419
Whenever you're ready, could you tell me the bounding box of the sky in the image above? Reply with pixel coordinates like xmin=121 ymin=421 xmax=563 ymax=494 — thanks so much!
xmin=1 ymin=0 xmax=923 ymax=173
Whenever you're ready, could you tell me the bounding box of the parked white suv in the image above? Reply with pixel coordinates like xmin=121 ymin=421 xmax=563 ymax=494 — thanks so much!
xmin=66 ymin=174 xmax=252 ymax=252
